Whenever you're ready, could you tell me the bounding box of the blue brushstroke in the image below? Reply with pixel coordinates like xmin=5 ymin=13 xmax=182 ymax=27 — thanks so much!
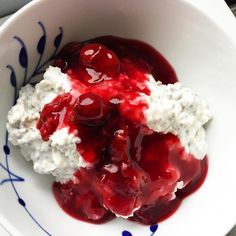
xmin=0 ymin=21 xmax=64 ymax=236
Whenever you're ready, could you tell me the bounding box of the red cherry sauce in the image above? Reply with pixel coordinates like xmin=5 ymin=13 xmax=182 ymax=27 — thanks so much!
xmin=37 ymin=36 xmax=208 ymax=224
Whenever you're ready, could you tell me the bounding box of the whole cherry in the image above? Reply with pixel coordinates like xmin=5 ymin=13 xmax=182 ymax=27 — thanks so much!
xmin=80 ymin=43 xmax=120 ymax=77
xmin=73 ymin=92 xmax=109 ymax=126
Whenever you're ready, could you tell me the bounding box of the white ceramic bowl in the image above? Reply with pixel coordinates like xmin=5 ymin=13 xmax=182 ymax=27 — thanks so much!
xmin=0 ymin=0 xmax=236 ymax=236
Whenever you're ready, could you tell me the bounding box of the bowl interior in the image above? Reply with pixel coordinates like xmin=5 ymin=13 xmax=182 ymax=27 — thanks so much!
xmin=0 ymin=0 xmax=236 ymax=236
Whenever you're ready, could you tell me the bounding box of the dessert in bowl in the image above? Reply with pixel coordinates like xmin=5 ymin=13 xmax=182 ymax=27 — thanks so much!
xmin=7 ymin=35 xmax=212 ymax=224
xmin=0 ymin=0 xmax=236 ymax=236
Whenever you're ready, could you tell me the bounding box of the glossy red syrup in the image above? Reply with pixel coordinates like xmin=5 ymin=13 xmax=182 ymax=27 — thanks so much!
xmin=37 ymin=36 xmax=208 ymax=224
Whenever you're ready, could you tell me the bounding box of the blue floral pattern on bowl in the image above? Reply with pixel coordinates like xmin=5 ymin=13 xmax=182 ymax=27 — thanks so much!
xmin=0 ymin=22 xmax=158 ymax=236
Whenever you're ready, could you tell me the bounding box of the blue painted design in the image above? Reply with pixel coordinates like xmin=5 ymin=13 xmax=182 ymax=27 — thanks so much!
xmin=121 ymin=224 xmax=158 ymax=236
xmin=9 ymin=68 xmax=17 ymax=88
xmin=1 ymin=21 xmax=64 ymax=236
xmin=0 ymin=160 xmax=24 ymax=185
xmin=14 ymin=36 xmax=28 ymax=85
xmin=122 ymin=230 xmax=132 ymax=236
xmin=1 ymin=134 xmax=24 ymax=185
xmin=18 ymin=197 xmax=26 ymax=207
xmin=37 ymin=35 xmax=46 ymax=55
xmin=3 ymin=145 xmax=10 ymax=155
xmin=19 ymin=44 xmax=28 ymax=68
xmin=54 ymin=29 xmax=63 ymax=49
xmin=6 ymin=65 xmax=17 ymax=104
xmin=150 ymin=224 xmax=158 ymax=235
xmin=25 ymin=23 xmax=63 ymax=84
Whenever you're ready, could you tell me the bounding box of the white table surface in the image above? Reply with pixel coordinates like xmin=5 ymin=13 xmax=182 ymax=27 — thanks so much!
xmin=0 ymin=0 xmax=235 ymax=235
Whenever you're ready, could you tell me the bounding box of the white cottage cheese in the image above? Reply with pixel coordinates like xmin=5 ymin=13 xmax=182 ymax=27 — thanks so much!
xmin=144 ymin=75 xmax=212 ymax=159
xmin=7 ymin=67 xmax=86 ymax=182
xmin=7 ymin=66 xmax=212 ymax=185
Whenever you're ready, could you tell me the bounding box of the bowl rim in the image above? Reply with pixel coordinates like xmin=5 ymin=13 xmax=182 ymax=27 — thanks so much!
xmin=1 ymin=0 xmax=236 ymax=47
